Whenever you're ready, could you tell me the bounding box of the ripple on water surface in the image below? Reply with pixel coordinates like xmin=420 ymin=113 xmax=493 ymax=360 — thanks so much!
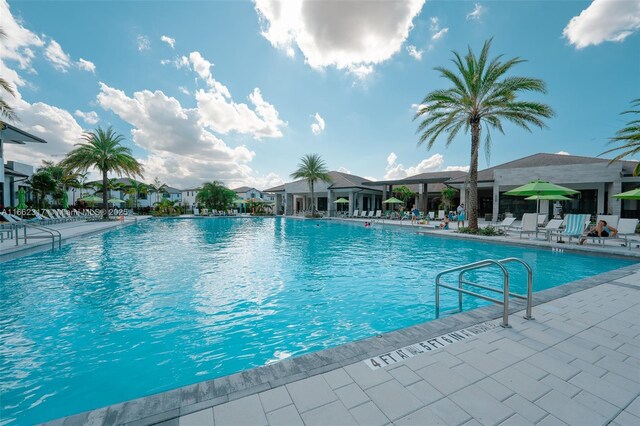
xmin=0 ymin=217 xmax=634 ymax=424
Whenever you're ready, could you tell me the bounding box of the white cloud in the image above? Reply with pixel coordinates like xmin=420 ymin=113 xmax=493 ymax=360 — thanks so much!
xmin=364 ymin=176 xmax=378 ymax=182
xmin=311 ymin=112 xmax=325 ymax=135
xmin=77 ymin=58 xmax=96 ymax=73
xmin=74 ymin=110 xmax=99 ymax=125
xmin=137 ymin=35 xmax=151 ymax=51
xmin=0 ymin=0 xmax=44 ymax=75
xmin=254 ymin=0 xmax=425 ymax=78
xmin=44 ymin=39 xmax=71 ymax=72
xmin=406 ymin=45 xmax=423 ymax=60
xmin=556 ymin=151 xmax=570 ymax=156
xmin=384 ymin=152 xmax=468 ymax=179
xmin=96 ymin=82 xmax=285 ymax=189
xmin=188 ymin=51 xmax=231 ymax=98
xmin=466 ymin=3 xmax=485 ymax=21
xmin=160 ymin=35 xmax=176 ymax=49
xmin=337 ymin=166 xmax=351 ymax=174
xmin=427 ymin=17 xmax=448 ymax=48
xmin=431 ymin=28 xmax=449 ymax=41
xmin=178 ymin=86 xmax=190 ymax=95
xmin=563 ymin=0 xmax=640 ymax=49
xmin=411 ymin=103 xmax=428 ymax=115
xmin=386 ymin=152 xmax=398 ymax=167
xmin=443 ymin=165 xmax=470 ymax=172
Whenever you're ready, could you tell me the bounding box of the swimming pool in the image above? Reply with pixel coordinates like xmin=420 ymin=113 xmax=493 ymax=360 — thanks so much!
xmin=0 ymin=217 xmax=634 ymax=424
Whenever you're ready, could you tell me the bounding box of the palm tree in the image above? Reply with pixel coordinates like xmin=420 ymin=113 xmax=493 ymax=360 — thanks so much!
xmin=127 ymin=179 xmax=148 ymax=210
xmin=415 ymin=39 xmax=554 ymax=230
xmin=290 ymin=153 xmax=332 ymax=214
xmin=601 ymin=98 xmax=640 ymax=176
xmin=196 ymin=181 xmax=236 ymax=211
xmin=61 ymin=126 xmax=144 ymax=219
xmin=0 ymin=28 xmax=17 ymax=123
xmin=148 ymin=177 xmax=168 ymax=206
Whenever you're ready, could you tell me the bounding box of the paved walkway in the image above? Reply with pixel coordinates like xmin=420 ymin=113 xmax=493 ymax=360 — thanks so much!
xmin=48 ymin=263 xmax=640 ymax=426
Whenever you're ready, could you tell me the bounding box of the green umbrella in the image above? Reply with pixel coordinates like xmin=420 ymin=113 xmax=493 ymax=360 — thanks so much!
xmin=524 ymin=194 xmax=572 ymax=201
xmin=107 ymin=198 xmax=125 ymax=204
xmin=62 ymin=191 xmax=69 ymax=208
xmin=612 ymin=188 xmax=640 ymax=199
xmin=505 ymin=180 xmax=579 ymax=223
xmin=382 ymin=197 xmax=404 ymax=204
xmin=333 ymin=197 xmax=350 ymax=203
xmin=80 ymin=195 xmax=103 ymax=203
xmin=16 ymin=187 xmax=27 ymax=209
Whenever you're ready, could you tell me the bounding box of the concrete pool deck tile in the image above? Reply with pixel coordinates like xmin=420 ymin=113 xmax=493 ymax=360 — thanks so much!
xmin=539 ymin=374 xmax=581 ymax=398
xmin=265 ymin=404 xmax=304 ymax=426
xmin=387 ymin=364 xmax=421 ymax=386
xmin=406 ymin=379 xmax=445 ymax=405
xmin=213 ymin=394 xmax=267 ymax=426
xmin=321 ymin=367 xmax=354 ymax=390
xmin=179 ymin=384 xmax=198 ymax=407
xmin=415 ymin=362 xmax=475 ymax=395
xmin=125 ymin=409 xmax=180 ymax=426
xmin=474 ymin=377 xmax=514 ymax=402
xmin=334 ymin=382 xmax=369 ymax=409
xmin=427 ymin=397 xmax=473 ymax=426
xmin=572 ymin=390 xmax=620 ymax=420
xmin=502 ymin=394 xmax=547 ymax=424
xmin=285 ymin=374 xmax=337 ymax=413
xmin=602 ymin=371 xmax=640 ymax=394
xmin=535 ymin=389 xmax=608 ymax=425
xmin=177 ymin=407 xmax=213 ymax=426
xmin=349 ymin=400 xmax=390 ymax=426
xmin=492 ymin=368 xmax=551 ymax=402
xmin=449 ymin=386 xmax=514 ymax=426
xmin=364 ymin=379 xmax=424 ymax=421
xmin=258 ymin=386 xmax=293 ymax=413
xmin=300 ymin=400 xmax=358 ymax=426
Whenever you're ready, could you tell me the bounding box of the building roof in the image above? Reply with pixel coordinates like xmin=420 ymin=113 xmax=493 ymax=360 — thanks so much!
xmin=264 ymin=184 xmax=285 ymax=193
xmin=181 ymin=187 xmax=201 ymax=192
xmin=165 ymin=186 xmax=182 ymax=194
xmin=327 ymin=171 xmax=380 ymax=190
xmin=0 ymin=123 xmax=47 ymax=144
xmin=231 ymin=186 xmax=255 ymax=193
xmin=3 ymin=167 xmax=30 ymax=178
xmin=448 ymin=153 xmax=639 ymax=183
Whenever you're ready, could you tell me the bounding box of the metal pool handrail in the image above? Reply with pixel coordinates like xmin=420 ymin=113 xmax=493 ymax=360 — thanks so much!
xmin=15 ymin=223 xmax=62 ymax=250
xmin=435 ymin=257 xmax=534 ymax=328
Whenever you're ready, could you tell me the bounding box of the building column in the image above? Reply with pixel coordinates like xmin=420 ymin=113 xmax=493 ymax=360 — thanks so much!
xmin=597 ymin=183 xmax=606 ymax=215
xmin=610 ymin=181 xmax=622 ymax=216
xmin=275 ymin=193 xmax=282 ymax=215
xmin=348 ymin=191 xmax=354 ymax=216
xmin=286 ymin=193 xmax=293 ymax=215
xmin=327 ymin=189 xmax=334 ymax=216
xmin=492 ymin=183 xmax=500 ymax=222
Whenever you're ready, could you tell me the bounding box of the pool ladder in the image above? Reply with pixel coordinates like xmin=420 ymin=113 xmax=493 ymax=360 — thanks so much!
xmin=435 ymin=258 xmax=534 ymax=328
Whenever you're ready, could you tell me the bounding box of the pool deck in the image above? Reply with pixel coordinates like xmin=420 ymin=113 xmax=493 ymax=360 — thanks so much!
xmin=45 ymin=262 xmax=640 ymax=426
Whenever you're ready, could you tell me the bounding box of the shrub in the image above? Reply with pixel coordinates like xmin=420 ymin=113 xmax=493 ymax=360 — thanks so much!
xmin=457 ymin=226 xmax=504 ymax=236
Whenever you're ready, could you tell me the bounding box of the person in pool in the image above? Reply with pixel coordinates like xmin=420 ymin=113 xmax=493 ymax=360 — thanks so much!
xmin=579 ymin=220 xmax=617 ymax=245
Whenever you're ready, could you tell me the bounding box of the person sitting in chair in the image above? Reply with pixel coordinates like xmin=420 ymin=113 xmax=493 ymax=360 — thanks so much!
xmin=579 ymin=220 xmax=617 ymax=245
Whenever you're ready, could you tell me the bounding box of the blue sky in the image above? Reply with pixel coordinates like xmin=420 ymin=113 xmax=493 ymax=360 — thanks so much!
xmin=2 ymin=0 xmax=639 ymax=190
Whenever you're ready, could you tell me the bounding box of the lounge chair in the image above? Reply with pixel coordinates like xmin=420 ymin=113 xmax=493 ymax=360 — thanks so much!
xmin=618 ymin=218 xmax=640 ymax=248
xmin=537 ymin=214 xmax=547 ymax=227
xmin=194 ymin=208 xmax=200 ymax=216
xmin=375 ymin=210 xmax=382 ymax=218
xmin=360 ymin=210 xmax=368 ymax=218
xmin=428 ymin=211 xmax=435 ymax=221
xmin=494 ymin=217 xmax=517 ymax=233
xmin=512 ymin=213 xmax=538 ymax=238
xmin=351 ymin=209 xmax=359 ymax=218
xmin=437 ymin=210 xmax=445 ymax=220
xmin=541 ymin=219 xmax=564 ymax=241
xmin=551 ymin=214 xmax=589 ymax=243
xmin=367 ymin=211 xmax=375 ymax=218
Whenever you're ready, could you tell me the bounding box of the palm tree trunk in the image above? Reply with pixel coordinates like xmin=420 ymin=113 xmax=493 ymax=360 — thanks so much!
xmin=102 ymin=170 xmax=109 ymax=220
xmin=468 ymin=121 xmax=480 ymax=230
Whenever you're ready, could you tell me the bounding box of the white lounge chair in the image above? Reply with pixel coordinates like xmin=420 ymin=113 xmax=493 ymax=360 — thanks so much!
xmin=375 ymin=210 xmax=382 ymax=218
xmin=367 ymin=211 xmax=375 ymax=218
xmin=542 ymin=219 xmax=564 ymax=241
xmin=551 ymin=214 xmax=590 ymax=243
xmin=428 ymin=211 xmax=435 ymax=221
xmin=360 ymin=210 xmax=368 ymax=218
xmin=351 ymin=209 xmax=359 ymax=218
xmin=494 ymin=217 xmax=517 ymax=233
xmin=513 ymin=213 xmax=539 ymax=238
xmin=437 ymin=210 xmax=445 ymax=220
xmin=537 ymin=214 xmax=547 ymax=227
xmin=618 ymin=218 xmax=639 ymax=248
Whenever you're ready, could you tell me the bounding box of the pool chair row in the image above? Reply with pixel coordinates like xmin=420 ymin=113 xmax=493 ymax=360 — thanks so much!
xmin=348 ymin=210 xmax=382 ymax=219
xmin=193 ymin=208 xmax=239 ymax=216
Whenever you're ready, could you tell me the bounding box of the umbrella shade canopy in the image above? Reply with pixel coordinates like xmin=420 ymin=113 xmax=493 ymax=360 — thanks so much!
xmin=333 ymin=198 xmax=350 ymax=203
xmin=17 ymin=187 xmax=27 ymax=209
xmin=524 ymin=194 xmax=572 ymax=201
xmin=612 ymin=188 xmax=640 ymax=200
xmin=383 ymin=197 xmax=404 ymax=204
xmin=80 ymin=195 xmax=103 ymax=203
xmin=504 ymin=180 xmax=579 ymax=196
xmin=108 ymin=198 xmax=126 ymax=204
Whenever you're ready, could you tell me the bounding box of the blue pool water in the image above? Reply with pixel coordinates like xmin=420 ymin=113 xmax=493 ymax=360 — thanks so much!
xmin=0 ymin=218 xmax=634 ymax=424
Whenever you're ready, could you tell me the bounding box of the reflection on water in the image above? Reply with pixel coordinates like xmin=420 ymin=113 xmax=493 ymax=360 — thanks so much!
xmin=0 ymin=217 xmax=633 ymax=424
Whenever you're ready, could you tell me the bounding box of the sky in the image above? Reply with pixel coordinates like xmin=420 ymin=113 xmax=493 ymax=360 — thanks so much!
xmin=1 ymin=0 xmax=639 ymax=190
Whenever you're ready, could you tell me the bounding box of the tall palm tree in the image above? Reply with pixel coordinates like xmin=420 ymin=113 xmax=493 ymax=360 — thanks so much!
xmin=0 ymin=28 xmax=17 ymax=123
xmin=61 ymin=126 xmax=144 ymax=219
xmin=415 ymin=39 xmax=554 ymax=230
xmin=127 ymin=179 xmax=148 ymax=210
xmin=601 ymin=98 xmax=640 ymax=176
xmin=290 ymin=153 xmax=332 ymax=214
xmin=148 ymin=177 xmax=168 ymax=206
